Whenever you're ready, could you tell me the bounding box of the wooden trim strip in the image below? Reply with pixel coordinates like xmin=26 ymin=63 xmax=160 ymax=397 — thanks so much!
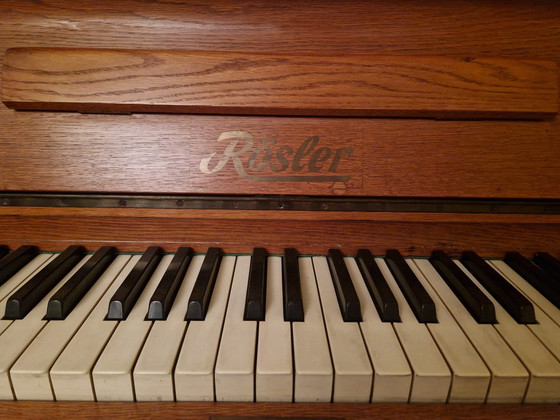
xmin=2 ymin=48 xmax=557 ymax=119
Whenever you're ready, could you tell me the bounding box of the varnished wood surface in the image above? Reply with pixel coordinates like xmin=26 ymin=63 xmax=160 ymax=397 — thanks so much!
xmin=3 ymin=48 xmax=557 ymax=119
xmin=0 ymin=402 xmax=559 ymax=420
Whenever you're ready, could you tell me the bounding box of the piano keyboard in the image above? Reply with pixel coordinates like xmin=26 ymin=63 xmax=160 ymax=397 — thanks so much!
xmin=0 ymin=246 xmax=559 ymax=404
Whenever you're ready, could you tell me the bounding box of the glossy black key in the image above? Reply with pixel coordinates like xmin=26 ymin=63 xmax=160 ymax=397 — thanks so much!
xmin=0 ymin=246 xmax=8 ymax=260
xmin=4 ymin=245 xmax=85 ymax=319
xmin=45 ymin=246 xmax=117 ymax=320
xmin=385 ymin=249 xmax=437 ymax=323
xmin=533 ymin=252 xmax=560 ymax=280
xmin=504 ymin=252 xmax=560 ymax=309
xmin=0 ymin=245 xmax=40 ymax=286
xmin=282 ymin=248 xmax=304 ymax=322
xmin=148 ymin=247 xmax=193 ymax=320
xmin=244 ymin=247 xmax=267 ymax=321
xmin=460 ymin=251 xmax=536 ymax=324
xmin=186 ymin=247 xmax=222 ymax=321
xmin=429 ymin=250 xmax=496 ymax=324
xmin=107 ymin=246 xmax=162 ymax=320
xmin=327 ymin=249 xmax=362 ymax=322
xmin=356 ymin=249 xmax=400 ymax=322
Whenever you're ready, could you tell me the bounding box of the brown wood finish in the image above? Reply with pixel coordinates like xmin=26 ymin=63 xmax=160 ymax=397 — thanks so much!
xmin=3 ymin=48 xmax=557 ymax=119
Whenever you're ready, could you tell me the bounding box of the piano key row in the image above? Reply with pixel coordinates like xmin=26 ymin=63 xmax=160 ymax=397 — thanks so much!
xmin=0 ymin=247 xmax=558 ymax=403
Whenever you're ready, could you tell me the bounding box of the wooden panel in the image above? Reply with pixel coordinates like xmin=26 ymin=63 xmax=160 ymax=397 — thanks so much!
xmin=0 ymin=115 xmax=558 ymax=198
xmin=2 ymin=48 xmax=557 ymax=119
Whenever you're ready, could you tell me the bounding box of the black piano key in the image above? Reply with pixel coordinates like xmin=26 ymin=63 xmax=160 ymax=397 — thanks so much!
xmin=385 ymin=249 xmax=437 ymax=323
xmin=282 ymin=248 xmax=304 ymax=322
xmin=4 ymin=245 xmax=85 ymax=319
xmin=429 ymin=250 xmax=496 ymax=324
xmin=0 ymin=245 xmax=40 ymax=286
xmin=46 ymin=246 xmax=117 ymax=320
xmin=244 ymin=247 xmax=267 ymax=321
xmin=355 ymin=249 xmax=400 ymax=322
xmin=147 ymin=247 xmax=193 ymax=320
xmin=327 ymin=249 xmax=362 ymax=322
xmin=460 ymin=251 xmax=536 ymax=324
xmin=0 ymin=246 xmax=8 ymax=260
xmin=185 ymin=247 xmax=222 ymax=321
xmin=533 ymin=252 xmax=560 ymax=280
xmin=504 ymin=252 xmax=560 ymax=309
xmin=107 ymin=246 xmax=162 ymax=320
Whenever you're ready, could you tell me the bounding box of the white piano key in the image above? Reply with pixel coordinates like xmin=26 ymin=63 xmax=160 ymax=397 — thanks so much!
xmin=376 ymin=258 xmax=452 ymax=403
xmin=408 ymin=259 xmax=491 ymax=403
xmin=292 ymin=257 xmax=333 ymax=402
xmin=491 ymin=261 xmax=560 ymax=361
xmin=9 ymin=255 xmax=130 ymax=400
xmin=214 ymin=256 xmax=257 ymax=402
xmin=456 ymin=260 xmax=560 ymax=403
xmin=312 ymin=256 xmax=372 ymax=402
xmin=50 ymin=255 xmax=140 ymax=401
xmin=0 ymin=254 xmax=54 ymax=336
xmin=256 ymin=256 xmax=292 ymax=402
xmin=415 ymin=259 xmax=529 ymax=403
xmin=344 ymin=257 xmax=412 ymax=403
xmin=0 ymin=253 xmax=89 ymax=400
xmin=174 ymin=256 xmax=235 ymax=401
xmin=92 ymin=254 xmax=171 ymax=401
xmin=133 ymin=254 xmax=204 ymax=401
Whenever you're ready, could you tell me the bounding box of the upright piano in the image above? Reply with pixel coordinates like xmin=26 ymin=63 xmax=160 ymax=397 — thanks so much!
xmin=0 ymin=1 xmax=560 ymax=418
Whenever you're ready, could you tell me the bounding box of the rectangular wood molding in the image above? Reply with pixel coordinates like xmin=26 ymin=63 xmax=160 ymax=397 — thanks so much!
xmin=2 ymin=48 xmax=558 ymax=120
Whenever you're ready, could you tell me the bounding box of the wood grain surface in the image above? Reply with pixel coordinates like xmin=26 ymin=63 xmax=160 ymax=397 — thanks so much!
xmin=3 ymin=48 xmax=557 ymax=119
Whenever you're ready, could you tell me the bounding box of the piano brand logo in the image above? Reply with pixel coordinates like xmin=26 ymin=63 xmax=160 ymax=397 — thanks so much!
xmin=199 ymin=130 xmax=353 ymax=182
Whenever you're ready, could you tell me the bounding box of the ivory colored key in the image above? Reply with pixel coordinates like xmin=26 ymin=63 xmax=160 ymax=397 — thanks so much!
xmin=376 ymin=258 xmax=452 ymax=403
xmin=50 ymin=255 xmax=140 ymax=401
xmin=9 ymin=256 xmax=130 ymax=400
xmin=92 ymin=255 xmax=171 ymax=401
xmin=345 ymin=257 xmax=412 ymax=402
xmin=456 ymin=260 xmax=560 ymax=403
xmin=256 ymin=256 xmax=292 ymax=402
xmin=415 ymin=259 xmax=529 ymax=403
xmin=0 ymin=254 xmax=54 ymax=337
xmin=312 ymin=256 xmax=372 ymax=402
xmin=292 ymin=257 xmax=333 ymax=402
xmin=0 ymin=254 xmax=90 ymax=399
xmin=133 ymin=254 xmax=204 ymax=401
xmin=174 ymin=256 xmax=235 ymax=401
xmin=408 ymin=260 xmax=491 ymax=403
xmin=491 ymin=261 xmax=560 ymax=360
xmin=215 ymin=256 xmax=257 ymax=402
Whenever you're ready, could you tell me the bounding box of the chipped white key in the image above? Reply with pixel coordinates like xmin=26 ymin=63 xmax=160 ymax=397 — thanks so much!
xmin=312 ymin=256 xmax=372 ymax=402
xmin=292 ymin=257 xmax=333 ymax=402
xmin=174 ymin=256 xmax=235 ymax=401
xmin=256 ymin=256 xmax=292 ymax=402
xmin=415 ymin=259 xmax=529 ymax=403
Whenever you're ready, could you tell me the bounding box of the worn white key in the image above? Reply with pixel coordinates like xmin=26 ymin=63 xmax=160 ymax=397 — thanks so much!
xmin=0 ymin=254 xmax=54 ymax=336
xmin=344 ymin=257 xmax=412 ymax=402
xmin=408 ymin=259 xmax=491 ymax=403
xmin=415 ymin=259 xmax=529 ymax=403
xmin=292 ymin=257 xmax=333 ymax=402
xmin=92 ymin=254 xmax=171 ymax=401
xmin=0 ymin=254 xmax=88 ymax=400
xmin=256 ymin=256 xmax=292 ymax=402
xmin=376 ymin=258 xmax=451 ymax=403
xmin=133 ymin=255 xmax=204 ymax=401
xmin=312 ymin=256 xmax=372 ymax=402
xmin=491 ymin=261 xmax=560 ymax=361
xmin=456 ymin=260 xmax=560 ymax=403
xmin=50 ymin=255 xmax=140 ymax=401
xmin=174 ymin=256 xmax=235 ymax=401
xmin=215 ymin=256 xmax=257 ymax=402
xmin=9 ymin=255 xmax=130 ymax=400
